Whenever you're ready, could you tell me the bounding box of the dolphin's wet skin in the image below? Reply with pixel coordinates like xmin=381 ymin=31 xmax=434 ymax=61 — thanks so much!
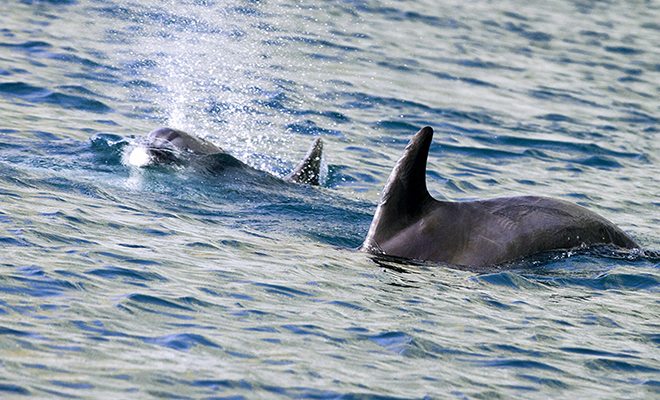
xmin=360 ymin=127 xmax=640 ymax=268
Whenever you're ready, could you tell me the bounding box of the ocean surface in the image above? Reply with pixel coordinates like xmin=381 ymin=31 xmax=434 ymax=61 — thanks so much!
xmin=1 ymin=0 xmax=660 ymax=398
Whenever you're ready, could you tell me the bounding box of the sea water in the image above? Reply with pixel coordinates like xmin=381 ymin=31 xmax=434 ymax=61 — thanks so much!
xmin=1 ymin=0 xmax=660 ymax=398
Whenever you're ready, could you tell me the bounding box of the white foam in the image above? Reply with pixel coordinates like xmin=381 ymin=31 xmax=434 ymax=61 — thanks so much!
xmin=127 ymin=146 xmax=152 ymax=167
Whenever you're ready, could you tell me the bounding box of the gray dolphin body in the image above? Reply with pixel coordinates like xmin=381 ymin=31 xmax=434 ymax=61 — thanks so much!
xmin=360 ymin=126 xmax=639 ymax=268
xmin=139 ymin=127 xmax=324 ymax=185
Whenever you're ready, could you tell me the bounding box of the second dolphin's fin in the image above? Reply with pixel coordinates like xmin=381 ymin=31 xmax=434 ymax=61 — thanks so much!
xmin=285 ymin=137 xmax=324 ymax=185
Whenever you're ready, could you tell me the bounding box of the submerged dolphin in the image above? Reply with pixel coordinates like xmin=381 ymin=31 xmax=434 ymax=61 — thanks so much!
xmin=129 ymin=127 xmax=324 ymax=185
xmin=360 ymin=126 xmax=639 ymax=268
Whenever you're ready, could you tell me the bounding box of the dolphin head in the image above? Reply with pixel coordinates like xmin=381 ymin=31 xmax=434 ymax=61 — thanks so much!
xmin=127 ymin=127 xmax=225 ymax=167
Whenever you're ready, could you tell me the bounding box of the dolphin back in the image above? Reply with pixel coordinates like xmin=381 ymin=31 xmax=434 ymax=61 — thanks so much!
xmin=360 ymin=126 xmax=640 ymax=267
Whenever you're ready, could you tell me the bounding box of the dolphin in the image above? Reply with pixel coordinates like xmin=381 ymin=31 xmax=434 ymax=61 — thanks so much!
xmin=129 ymin=127 xmax=324 ymax=185
xmin=360 ymin=126 xmax=639 ymax=268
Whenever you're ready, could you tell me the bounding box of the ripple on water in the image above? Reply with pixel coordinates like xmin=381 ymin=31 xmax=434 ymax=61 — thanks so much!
xmin=86 ymin=266 xmax=168 ymax=286
xmin=365 ymin=330 xmax=476 ymax=360
xmin=143 ymin=333 xmax=220 ymax=351
xmin=0 ymin=384 xmax=30 ymax=396
xmin=126 ymin=293 xmax=196 ymax=313
xmin=0 ymin=265 xmax=80 ymax=298
xmin=0 ymin=82 xmax=112 ymax=113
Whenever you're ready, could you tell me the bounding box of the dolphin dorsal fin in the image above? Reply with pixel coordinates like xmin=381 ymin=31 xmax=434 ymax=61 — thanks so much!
xmin=285 ymin=137 xmax=324 ymax=185
xmin=362 ymin=126 xmax=434 ymax=250
xmin=380 ymin=126 xmax=433 ymax=210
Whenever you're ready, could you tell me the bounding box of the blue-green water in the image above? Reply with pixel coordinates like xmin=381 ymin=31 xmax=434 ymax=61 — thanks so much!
xmin=2 ymin=0 xmax=660 ymax=398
